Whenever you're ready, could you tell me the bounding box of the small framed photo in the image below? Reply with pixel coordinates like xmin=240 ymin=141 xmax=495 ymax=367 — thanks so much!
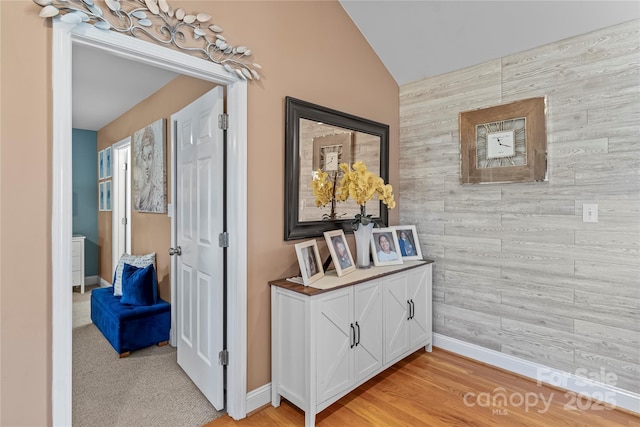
xmin=324 ymin=230 xmax=355 ymax=277
xmin=295 ymin=240 xmax=324 ymax=286
xmin=370 ymin=228 xmax=403 ymax=266
xmin=391 ymin=225 xmax=423 ymax=261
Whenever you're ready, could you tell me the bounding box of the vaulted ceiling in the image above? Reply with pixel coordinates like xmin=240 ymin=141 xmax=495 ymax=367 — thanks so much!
xmin=73 ymin=1 xmax=639 ymax=131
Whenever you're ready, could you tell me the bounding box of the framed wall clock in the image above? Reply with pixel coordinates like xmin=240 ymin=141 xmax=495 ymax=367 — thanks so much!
xmin=459 ymin=97 xmax=547 ymax=184
xmin=312 ymin=133 xmax=352 ymax=173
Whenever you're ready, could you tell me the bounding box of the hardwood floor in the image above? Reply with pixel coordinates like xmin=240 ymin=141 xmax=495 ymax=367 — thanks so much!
xmin=204 ymin=348 xmax=639 ymax=426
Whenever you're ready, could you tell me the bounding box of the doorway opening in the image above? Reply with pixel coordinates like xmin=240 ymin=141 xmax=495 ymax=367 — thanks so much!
xmin=52 ymin=22 xmax=248 ymax=426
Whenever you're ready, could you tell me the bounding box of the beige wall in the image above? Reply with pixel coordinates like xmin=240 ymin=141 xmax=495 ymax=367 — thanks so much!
xmin=1 ymin=1 xmax=53 ymax=426
xmin=98 ymin=75 xmax=217 ymax=301
xmin=399 ymin=20 xmax=639 ymax=393
xmin=0 ymin=1 xmax=398 ymax=424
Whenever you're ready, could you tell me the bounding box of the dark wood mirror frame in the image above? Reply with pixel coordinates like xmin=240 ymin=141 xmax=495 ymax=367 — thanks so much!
xmin=284 ymin=96 xmax=390 ymax=241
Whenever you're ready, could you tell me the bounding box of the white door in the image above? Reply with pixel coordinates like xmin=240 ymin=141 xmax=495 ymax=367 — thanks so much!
xmin=173 ymin=86 xmax=225 ymax=410
xmin=112 ymin=138 xmax=132 ymax=276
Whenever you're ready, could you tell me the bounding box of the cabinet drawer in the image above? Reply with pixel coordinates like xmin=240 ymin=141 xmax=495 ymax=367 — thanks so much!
xmin=72 ymin=270 xmax=83 ymax=285
xmin=72 ymin=255 xmax=82 ymax=272
xmin=72 ymin=241 xmax=83 ymax=257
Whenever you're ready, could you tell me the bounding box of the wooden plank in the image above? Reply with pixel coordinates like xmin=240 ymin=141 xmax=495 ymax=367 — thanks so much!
xmin=205 ymin=349 xmax=640 ymax=427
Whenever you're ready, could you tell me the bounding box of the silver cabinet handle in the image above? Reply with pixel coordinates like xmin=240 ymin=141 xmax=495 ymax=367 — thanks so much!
xmin=168 ymin=246 xmax=182 ymax=256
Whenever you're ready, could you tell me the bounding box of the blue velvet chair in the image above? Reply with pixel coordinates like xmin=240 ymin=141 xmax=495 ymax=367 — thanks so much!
xmin=91 ymin=287 xmax=170 ymax=357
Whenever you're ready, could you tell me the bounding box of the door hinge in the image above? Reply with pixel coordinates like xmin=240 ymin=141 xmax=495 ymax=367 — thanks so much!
xmin=122 ymin=162 xmax=128 ymax=171
xmin=218 ymin=113 xmax=229 ymax=130
xmin=121 ymin=217 xmax=127 ymax=225
xmin=219 ymin=349 xmax=229 ymax=366
xmin=218 ymin=231 xmax=229 ymax=248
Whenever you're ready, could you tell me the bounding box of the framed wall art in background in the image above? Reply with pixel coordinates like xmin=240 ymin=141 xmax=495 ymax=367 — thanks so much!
xmin=133 ymin=119 xmax=167 ymax=213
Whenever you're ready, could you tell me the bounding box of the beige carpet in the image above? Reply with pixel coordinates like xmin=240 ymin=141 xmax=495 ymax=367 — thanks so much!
xmin=72 ymin=286 xmax=224 ymax=427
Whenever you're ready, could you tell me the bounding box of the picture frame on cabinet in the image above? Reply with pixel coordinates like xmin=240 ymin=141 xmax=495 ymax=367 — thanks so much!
xmin=370 ymin=228 xmax=403 ymax=266
xmin=324 ymin=229 xmax=356 ymax=277
xmin=295 ymin=240 xmax=324 ymax=286
xmin=391 ymin=225 xmax=423 ymax=261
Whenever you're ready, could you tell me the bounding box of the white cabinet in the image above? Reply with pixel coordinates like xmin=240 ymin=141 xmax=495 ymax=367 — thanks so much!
xmin=271 ymin=261 xmax=432 ymax=426
xmin=72 ymin=235 xmax=86 ymax=293
xmin=383 ymin=266 xmax=432 ymax=365
xmin=315 ymin=279 xmax=382 ymax=404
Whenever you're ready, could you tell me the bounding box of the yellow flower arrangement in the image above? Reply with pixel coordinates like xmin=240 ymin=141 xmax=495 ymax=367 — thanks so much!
xmin=311 ymin=161 xmax=395 ymax=228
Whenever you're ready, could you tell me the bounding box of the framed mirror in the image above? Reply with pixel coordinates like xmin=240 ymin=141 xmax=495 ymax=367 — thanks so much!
xmin=285 ymin=97 xmax=389 ymax=240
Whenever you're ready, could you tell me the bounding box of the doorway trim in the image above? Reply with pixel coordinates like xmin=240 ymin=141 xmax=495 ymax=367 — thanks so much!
xmin=111 ymin=137 xmax=131 ymax=279
xmin=52 ymin=21 xmax=248 ymax=425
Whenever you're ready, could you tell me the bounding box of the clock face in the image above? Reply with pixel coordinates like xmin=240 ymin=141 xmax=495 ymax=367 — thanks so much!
xmin=320 ymin=145 xmax=343 ymax=172
xmin=476 ymin=117 xmax=527 ymax=168
xmin=324 ymin=152 xmax=339 ymax=171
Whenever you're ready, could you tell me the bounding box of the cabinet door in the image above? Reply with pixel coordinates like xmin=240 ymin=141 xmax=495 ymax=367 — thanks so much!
xmin=353 ymin=280 xmax=383 ymax=383
xmin=408 ymin=266 xmax=430 ymax=348
xmin=383 ymin=273 xmax=410 ymax=364
xmin=316 ymin=288 xmax=354 ymax=404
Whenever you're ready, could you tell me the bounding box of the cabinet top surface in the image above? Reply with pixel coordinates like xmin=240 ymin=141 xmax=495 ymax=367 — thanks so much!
xmin=269 ymin=259 xmax=433 ymax=296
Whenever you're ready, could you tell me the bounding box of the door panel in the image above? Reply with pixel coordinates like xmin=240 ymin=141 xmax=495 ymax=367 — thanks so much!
xmin=383 ymin=274 xmax=410 ymax=364
xmin=353 ymin=280 xmax=382 ymax=382
xmin=174 ymin=86 xmax=225 ymax=410
xmin=409 ymin=268 xmax=429 ymax=348
xmin=316 ymin=289 xmax=353 ymax=404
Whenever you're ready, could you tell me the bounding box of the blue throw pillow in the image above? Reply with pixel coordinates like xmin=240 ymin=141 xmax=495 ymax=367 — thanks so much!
xmin=120 ymin=262 xmax=158 ymax=306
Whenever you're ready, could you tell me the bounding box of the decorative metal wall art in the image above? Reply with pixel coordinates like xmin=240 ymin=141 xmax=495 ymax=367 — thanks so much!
xmin=33 ymin=0 xmax=262 ymax=81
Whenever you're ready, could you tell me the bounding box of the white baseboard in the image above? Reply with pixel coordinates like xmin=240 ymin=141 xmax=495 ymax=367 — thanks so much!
xmin=84 ymin=275 xmax=99 ymax=285
xmin=246 ymin=383 xmax=271 ymax=415
xmin=433 ymin=333 xmax=640 ymax=414
xmin=99 ymin=277 xmax=112 ymax=288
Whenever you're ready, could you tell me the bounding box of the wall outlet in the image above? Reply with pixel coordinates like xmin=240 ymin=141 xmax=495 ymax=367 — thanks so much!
xmin=583 ymin=203 xmax=598 ymax=223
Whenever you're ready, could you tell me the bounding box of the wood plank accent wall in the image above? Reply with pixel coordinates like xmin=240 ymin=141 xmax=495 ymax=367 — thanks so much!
xmin=399 ymin=20 xmax=640 ymax=394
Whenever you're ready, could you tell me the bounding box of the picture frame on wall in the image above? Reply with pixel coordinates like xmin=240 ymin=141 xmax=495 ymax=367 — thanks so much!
xmin=105 ymin=180 xmax=112 ymax=211
xmin=133 ymin=118 xmax=167 ymax=213
xmin=98 ymin=149 xmax=105 ymax=180
xmin=391 ymin=225 xmax=423 ymax=261
xmin=104 ymin=146 xmax=112 ymax=179
xmin=99 ymin=181 xmax=106 ymax=211
xmin=294 ymin=240 xmax=324 ymax=286
xmin=370 ymin=228 xmax=403 ymax=266
xmin=324 ymin=229 xmax=355 ymax=277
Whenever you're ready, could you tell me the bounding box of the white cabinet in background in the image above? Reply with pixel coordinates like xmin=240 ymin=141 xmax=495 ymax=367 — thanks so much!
xmin=270 ymin=260 xmax=432 ymax=427
xmin=72 ymin=235 xmax=86 ymax=293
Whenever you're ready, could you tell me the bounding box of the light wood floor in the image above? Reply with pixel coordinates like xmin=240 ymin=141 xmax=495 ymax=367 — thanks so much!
xmin=204 ymin=348 xmax=639 ymax=426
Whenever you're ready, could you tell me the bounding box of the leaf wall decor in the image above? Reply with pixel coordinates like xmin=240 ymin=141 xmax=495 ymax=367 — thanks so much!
xmin=33 ymin=0 xmax=262 ymax=81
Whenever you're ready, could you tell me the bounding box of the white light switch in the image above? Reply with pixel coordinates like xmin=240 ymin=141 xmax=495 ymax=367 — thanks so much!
xmin=583 ymin=204 xmax=598 ymax=223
